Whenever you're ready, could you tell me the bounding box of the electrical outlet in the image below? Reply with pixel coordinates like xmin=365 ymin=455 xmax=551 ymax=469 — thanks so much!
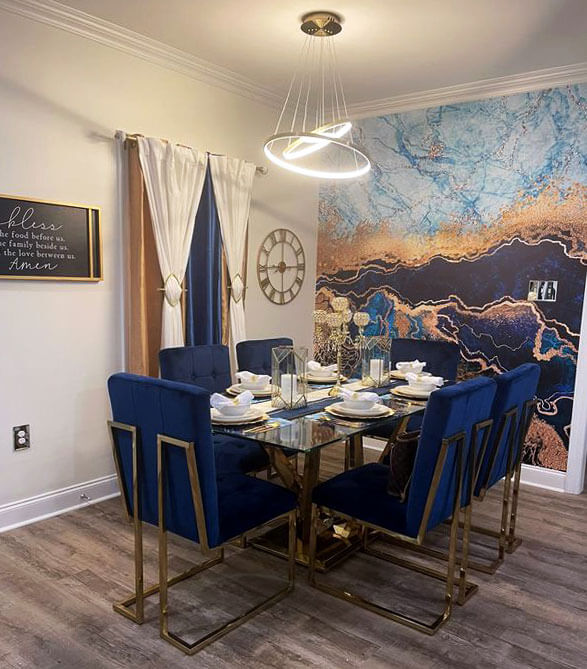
xmin=13 ymin=425 xmax=30 ymax=451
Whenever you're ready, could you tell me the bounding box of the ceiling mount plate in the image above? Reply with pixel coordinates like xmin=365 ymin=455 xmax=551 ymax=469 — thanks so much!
xmin=300 ymin=11 xmax=342 ymax=37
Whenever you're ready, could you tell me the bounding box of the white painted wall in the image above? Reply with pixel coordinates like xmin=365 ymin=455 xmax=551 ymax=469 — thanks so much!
xmin=0 ymin=10 xmax=318 ymax=510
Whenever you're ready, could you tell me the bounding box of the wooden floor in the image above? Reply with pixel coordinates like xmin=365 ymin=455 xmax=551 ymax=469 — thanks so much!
xmin=0 ymin=445 xmax=585 ymax=668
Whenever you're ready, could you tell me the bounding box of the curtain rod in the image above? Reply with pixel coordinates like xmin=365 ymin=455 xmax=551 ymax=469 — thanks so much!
xmin=117 ymin=131 xmax=268 ymax=175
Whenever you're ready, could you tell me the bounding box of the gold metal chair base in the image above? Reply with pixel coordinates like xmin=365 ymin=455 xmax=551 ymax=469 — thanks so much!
xmin=112 ymin=555 xmax=223 ymax=624
xmin=159 ymin=510 xmax=297 ymax=656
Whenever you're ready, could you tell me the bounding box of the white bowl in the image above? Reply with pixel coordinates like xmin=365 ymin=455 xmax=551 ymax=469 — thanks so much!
xmin=396 ymin=361 xmax=426 ymax=374
xmin=217 ymin=403 xmax=251 ymax=417
xmin=407 ymin=379 xmax=438 ymax=392
xmin=341 ymin=398 xmax=376 ymax=411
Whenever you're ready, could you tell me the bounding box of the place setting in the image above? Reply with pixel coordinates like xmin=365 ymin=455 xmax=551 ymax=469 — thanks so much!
xmin=210 ymin=390 xmax=270 ymax=428
xmin=391 ymin=367 xmax=445 ymax=401
xmin=304 ymin=360 xmax=345 ymax=385
xmin=324 ymin=388 xmax=394 ymax=422
xmin=226 ymin=370 xmax=273 ymax=398
xmin=389 ymin=359 xmax=430 ymax=380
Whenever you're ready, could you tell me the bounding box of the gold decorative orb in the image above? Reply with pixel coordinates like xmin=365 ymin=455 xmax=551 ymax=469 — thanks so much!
xmin=353 ymin=311 xmax=370 ymax=328
xmin=326 ymin=312 xmax=343 ymax=328
xmin=331 ymin=296 xmax=349 ymax=312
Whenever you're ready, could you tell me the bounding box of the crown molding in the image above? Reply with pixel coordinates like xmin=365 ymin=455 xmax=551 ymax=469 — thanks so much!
xmin=0 ymin=0 xmax=282 ymax=108
xmin=348 ymin=62 xmax=587 ymax=119
xmin=2 ymin=1 xmax=586 ymax=119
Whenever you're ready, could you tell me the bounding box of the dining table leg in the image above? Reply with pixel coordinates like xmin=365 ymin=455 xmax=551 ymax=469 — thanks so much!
xmin=300 ymin=449 xmax=322 ymax=546
xmin=347 ymin=433 xmax=364 ymax=469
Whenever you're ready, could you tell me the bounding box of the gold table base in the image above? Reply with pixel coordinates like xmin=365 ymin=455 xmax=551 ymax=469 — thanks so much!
xmin=249 ymin=519 xmax=363 ymax=572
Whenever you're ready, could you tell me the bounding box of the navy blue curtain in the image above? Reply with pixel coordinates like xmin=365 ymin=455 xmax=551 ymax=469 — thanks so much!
xmin=185 ymin=166 xmax=223 ymax=346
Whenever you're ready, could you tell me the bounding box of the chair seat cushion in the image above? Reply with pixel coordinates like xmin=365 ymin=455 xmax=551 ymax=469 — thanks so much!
xmin=313 ymin=463 xmax=413 ymax=537
xmin=213 ymin=435 xmax=270 ymax=474
xmin=216 ymin=474 xmax=297 ymax=546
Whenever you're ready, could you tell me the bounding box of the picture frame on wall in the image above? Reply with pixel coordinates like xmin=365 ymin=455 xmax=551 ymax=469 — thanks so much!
xmin=528 ymin=280 xmax=558 ymax=302
xmin=0 ymin=193 xmax=102 ymax=282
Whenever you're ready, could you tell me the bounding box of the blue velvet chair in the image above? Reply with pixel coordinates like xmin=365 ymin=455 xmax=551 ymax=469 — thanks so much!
xmin=391 ymin=338 xmax=461 ymax=380
xmin=107 ymin=373 xmax=296 ymax=655
xmin=308 ymin=376 xmax=497 ymax=635
xmin=236 ymin=337 xmax=293 ymax=376
xmin=468 ymin=363 xmax=540 ymax=573
xmin=160 ymin=345 xmax=271 ymax=475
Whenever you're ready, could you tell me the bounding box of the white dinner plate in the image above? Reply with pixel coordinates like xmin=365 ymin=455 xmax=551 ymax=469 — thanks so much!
xmin=211 ymin=407 xmax=268 ymax=425
xmin=326 ymin=403 xmax=392 ymax=419
xmin=389 ymin=370 xmax=431 ymax=380
xmin=226 ymin=383 xmax=272 ymax=397
xmin=391 ymin=385 xmax=434 ymax=400
xmin=306 ymin=372 xmax=339 ymax=383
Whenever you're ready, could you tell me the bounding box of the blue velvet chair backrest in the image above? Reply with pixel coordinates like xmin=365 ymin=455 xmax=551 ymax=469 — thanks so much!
xmin=159 ymin=345 xmax=232 ymax=393
xmin=475 ymin=363 xmax=540 ymax=494
xmin=107 ymin=373 xmax=221 ymax=547
xmin=406 ymin=376 xmax=496 ymax=535
xmin=236 ymin=337 xmax=293 ymax=376
xmin=390 ymin=338 xmax=460 ymax=380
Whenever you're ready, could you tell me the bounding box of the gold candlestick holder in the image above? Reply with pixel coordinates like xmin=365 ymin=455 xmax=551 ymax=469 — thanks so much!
xmin=313 ymin=297 xmax=371 ymax=396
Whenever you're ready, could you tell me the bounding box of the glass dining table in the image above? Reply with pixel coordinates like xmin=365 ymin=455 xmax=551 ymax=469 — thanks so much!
xmin=212 ymin=381 xmax=426 ymax=570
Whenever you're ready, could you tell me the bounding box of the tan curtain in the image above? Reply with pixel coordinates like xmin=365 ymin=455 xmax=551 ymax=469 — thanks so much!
xmin=126 ymin=141 xmax=162 ymax=376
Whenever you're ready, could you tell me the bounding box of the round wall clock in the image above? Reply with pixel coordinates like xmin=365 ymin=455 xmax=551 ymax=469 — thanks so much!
xmin=257 ymin=228 xmax=305 ymax=305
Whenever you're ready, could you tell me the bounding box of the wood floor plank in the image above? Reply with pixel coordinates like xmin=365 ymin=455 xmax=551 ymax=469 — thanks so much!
xmin=0 ymin=446 xmax=585 ymax=668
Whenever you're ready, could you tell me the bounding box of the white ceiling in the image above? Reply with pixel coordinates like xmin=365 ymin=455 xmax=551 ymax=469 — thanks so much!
xmin=58 ymin=0 xmax=587 ymax=105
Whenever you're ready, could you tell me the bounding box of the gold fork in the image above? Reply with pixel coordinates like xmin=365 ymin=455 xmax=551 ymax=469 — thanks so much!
xmin=243 ymin=421 xmax=280 ymax=434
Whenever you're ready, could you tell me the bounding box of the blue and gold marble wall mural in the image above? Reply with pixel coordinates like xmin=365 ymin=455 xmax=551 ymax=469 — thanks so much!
xmin=315 ymin=85 xmax=587 ymax=471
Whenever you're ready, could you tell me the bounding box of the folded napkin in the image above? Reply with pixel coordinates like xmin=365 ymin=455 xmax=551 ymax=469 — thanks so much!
xmin=307 ymin=360 xmax=337 ymax=372
xmin=235 ymin=371 xmax=270 ymax=385
xmin=210 ymin=390 xmax=254 ymax=409
xmin=405 ymin=373 xmax=444 ymax=387
xmin=340 ymin=388 xmax=381 ymax=403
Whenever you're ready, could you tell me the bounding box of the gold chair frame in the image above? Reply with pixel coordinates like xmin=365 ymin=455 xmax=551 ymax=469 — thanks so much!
xmin=108 ymin=421 xmax=296 ymax=655
xmin=382 ymin=399 xmax=537 ymax=575
xmin=308 ymin=429 xmax=478 ymax=635
xmin=466 ymin=399 xmax=538 ymax=571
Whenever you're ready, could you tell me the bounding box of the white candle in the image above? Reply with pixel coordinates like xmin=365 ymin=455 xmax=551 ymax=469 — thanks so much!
xmin=370 ymin=358 xmax=384 ymax=381
xmin=281 ymin=374 xmax=297 ymax=404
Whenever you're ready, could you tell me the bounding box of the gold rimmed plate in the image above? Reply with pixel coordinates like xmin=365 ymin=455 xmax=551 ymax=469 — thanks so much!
xmin=391 ymin=385 xmax=433 ymax=400
xmin=211 ymin=407 xmax=269 ymax=425
xmin=305 ymin=373 xmax=347 ymax=384
xmin=326 ymin=403 xmax=393 ymax=420
xmin=226 ymin=383 xmax=273 ymax=398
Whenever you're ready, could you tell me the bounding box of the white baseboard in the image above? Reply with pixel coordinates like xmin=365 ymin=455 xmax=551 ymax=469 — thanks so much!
xmin=0 ymin=474 xmax=120 ymax=533
xmin=520 ymin=464 xmax=567 ymax=493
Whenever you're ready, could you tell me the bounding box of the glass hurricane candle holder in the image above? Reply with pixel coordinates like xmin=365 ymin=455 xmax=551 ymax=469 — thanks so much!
xmin=362 ymin=336 xmax=390 ymax=387
xmin=271 ymin=346 xmax=308 ymax=410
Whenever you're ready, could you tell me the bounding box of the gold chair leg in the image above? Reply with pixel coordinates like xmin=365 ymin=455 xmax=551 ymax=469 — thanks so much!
xmin=506 ymin=459 xmax=523 ymax=553
xmin=160 ymin=510 xmax=296 ymax=656
xmin=457 ymin=504 xmax=473 ymax=605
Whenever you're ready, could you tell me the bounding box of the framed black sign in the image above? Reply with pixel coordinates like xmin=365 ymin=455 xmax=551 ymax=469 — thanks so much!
xmin=0 ymin=194 xmax=102 ymax=281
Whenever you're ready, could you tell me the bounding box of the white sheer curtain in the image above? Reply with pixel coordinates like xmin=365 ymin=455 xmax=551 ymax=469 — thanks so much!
xmin=209 ymin=155 xmax=256 ymax=361
xmin=137 ymin=137 xmax=207 ymax=349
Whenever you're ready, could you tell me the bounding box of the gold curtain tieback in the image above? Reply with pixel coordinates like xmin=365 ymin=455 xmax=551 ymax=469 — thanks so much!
xmin=230 ymin=273 xmax=245 ymax=303
xmin=159 ymin=273 xmax=183 ymax=307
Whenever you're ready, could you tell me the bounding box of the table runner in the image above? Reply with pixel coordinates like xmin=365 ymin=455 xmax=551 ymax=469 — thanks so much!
xmin=261 ymin=380 xmax=401 ymax=420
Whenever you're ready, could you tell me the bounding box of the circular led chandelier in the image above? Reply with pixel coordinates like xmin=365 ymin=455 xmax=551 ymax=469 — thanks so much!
xmin=264 ymin=11 xmax=370 ymax=180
